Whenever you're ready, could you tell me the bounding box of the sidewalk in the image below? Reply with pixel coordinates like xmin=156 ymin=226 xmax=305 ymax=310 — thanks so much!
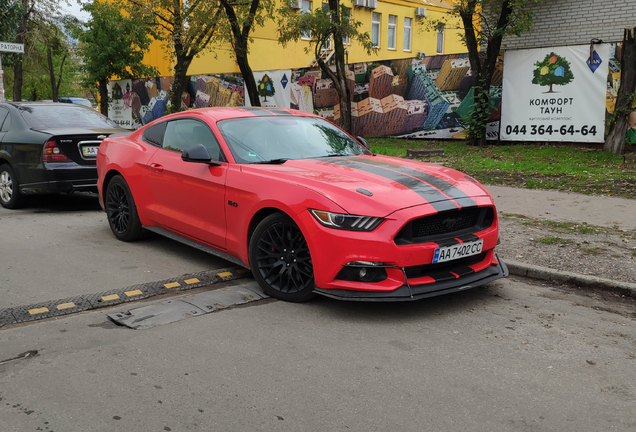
xmin=487 ymin=185 xmax=636 ymax=231
xmin=486 ymin=185 xmax=636 ymax=298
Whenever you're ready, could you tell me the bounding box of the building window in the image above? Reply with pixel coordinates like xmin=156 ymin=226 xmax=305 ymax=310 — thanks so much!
xmin=342 ymin=6 xmax=351 ymax=45
xmin=387 ymin=15 xmax=396 ymax=50
xmin=403 ymin=17 xmax=412 ymax=51
xmin=301 ymin=1 xmax=312 ymax=40
xmin=371 ymin=13 xmax=381 ymax=48
xmin=437 ymin=23 xmax=445 ymax=54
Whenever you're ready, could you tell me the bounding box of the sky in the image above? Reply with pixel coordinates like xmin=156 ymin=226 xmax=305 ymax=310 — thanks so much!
xmin=62 ymin=0 xmax=91 ymax=22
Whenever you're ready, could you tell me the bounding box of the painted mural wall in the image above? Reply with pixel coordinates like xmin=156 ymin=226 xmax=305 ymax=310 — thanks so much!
xmin=107 ymin=53 xmax=503 ymax=140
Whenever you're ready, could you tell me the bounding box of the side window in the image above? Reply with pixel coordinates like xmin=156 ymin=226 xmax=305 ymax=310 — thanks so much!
xmin=142 ymin=122 xmax=167 ymax=147
xmin=163 ymin=119 xmax=222 ymax=161
xmin=0 ymin=108 xmax=9 ymax=131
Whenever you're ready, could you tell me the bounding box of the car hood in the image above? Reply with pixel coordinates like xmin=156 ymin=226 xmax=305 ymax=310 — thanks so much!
xmin=243 ymin=154 xmax=493 ymax=216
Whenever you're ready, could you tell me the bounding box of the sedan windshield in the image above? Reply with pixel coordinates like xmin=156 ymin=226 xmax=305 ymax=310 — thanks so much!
xmin=217 ymin=116 xmax=370 ymax=164
xmin=18 ymin=104 xmax=119 ymax=130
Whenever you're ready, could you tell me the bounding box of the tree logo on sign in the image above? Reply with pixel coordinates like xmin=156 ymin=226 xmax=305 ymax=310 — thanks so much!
xmin=257 ymin=74 xmax=275 ymax=101
xmin=532 ymin=52 xmax=574 ymax=93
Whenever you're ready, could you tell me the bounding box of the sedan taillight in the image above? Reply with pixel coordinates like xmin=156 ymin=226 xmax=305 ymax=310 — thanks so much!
xmin=43 ymin=140 xmax=71 ymax=162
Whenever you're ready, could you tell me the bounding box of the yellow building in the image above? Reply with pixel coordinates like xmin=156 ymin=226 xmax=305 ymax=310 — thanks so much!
xmin=146 ymin=0 xmax=465 ymax=77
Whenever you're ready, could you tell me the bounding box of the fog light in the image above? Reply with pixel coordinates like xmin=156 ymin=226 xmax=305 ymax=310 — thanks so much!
xmin=359 ymin=268 xmax=368 ymax=279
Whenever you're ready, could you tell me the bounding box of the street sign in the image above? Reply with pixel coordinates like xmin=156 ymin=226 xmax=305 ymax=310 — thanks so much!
xmin=0 ymin=42 xmax=24 ymax=53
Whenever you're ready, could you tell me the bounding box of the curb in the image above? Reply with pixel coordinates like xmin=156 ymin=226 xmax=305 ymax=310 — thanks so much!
xmin=506 ymin=260 xmax=636 ymax=298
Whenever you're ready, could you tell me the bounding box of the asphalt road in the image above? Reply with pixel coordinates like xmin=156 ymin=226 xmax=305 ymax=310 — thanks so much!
xmin=1 ymin=194 xmax=635 ymax=431
xmin=0 ymin=193 xmax=229 ymax=307
xmin=1 ymin=278 xmax=635 ymax=431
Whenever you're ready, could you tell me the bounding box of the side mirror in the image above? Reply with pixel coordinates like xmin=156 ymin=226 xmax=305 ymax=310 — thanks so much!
xmin=182 ymin=144 xmax=221 ymax=166
xmin=356 ymin=136 xmax=370 ymax=150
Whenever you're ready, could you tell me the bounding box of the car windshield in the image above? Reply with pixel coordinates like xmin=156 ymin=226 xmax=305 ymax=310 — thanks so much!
xmin=217 ymin=116 xmax=370 ymax=164
xmin=18 ymin=104 xmax=119 ymax=129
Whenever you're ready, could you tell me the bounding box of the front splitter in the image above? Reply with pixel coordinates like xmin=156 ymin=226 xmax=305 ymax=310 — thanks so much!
xmin=313 ymin=260 xmax=509 ymax=302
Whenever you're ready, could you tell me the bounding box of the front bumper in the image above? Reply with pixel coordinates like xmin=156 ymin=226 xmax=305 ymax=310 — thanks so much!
xmin=314 ymin=258 xmax=508 ymax=301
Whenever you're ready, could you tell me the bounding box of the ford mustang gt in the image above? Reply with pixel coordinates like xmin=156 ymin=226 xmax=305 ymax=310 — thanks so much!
xmin=97 ymin=107 xmax=507 ymax=302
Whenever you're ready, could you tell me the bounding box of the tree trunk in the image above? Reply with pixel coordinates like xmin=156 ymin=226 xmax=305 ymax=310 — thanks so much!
xmin=12 ymin=55 xmax=23 ymax=101
xmin=99 ymin=79 xmax=108 ymax=117
xmin=460 ymin=0 xmax=512 ymax=146
xmin=236 ymin=44 xmax=260 ymax=107
xmin=604 ymin=28 xmax=636 ymax=155
xmin=47 ymin=46 xmax=58 ymax=101
xmin=170 ymin=54 xmax=193 ymax=111
xmin=221 ymin=0 xmax=261 ymax=107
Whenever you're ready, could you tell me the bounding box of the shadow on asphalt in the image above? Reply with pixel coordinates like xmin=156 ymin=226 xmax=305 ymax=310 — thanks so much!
xmin=19 ymin=192 xmax=103 ymax=213
xmin=303 ymin=283 xmax=508 ymax=323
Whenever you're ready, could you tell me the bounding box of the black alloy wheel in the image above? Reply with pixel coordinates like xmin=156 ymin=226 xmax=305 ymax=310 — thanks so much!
xmin=249 ymin=213 xmax=316 ymax=302
xmin=105 ymin=175 xmax=144 ymax=242
xmin=0 ymin=163 xmax=26 ymax=209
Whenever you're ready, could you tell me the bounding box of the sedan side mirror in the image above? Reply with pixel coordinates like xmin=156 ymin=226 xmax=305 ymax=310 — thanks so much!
xmin=356 ymin=136 xmax=370 ymax=150
xmin=182 ymin=144 xmax=221 ymax=166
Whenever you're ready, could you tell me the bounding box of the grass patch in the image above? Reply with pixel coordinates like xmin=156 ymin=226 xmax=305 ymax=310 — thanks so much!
xmin=581 ymin=247 xmax=603 ymax=255
xmin=633 ymin=250 xmax=636 ymax=257
xmin=534 ymin=236 xmax=573 ymax=245
xmin=366 ymin=138 xmax=636 ymax=199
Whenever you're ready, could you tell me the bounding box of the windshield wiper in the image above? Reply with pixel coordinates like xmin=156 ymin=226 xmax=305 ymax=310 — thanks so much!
xmin=251 ymin=158 xmax=288 ymax=165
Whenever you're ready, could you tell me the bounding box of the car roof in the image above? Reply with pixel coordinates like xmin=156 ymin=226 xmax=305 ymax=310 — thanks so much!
xmin=179 ymin=106 xmax=316 ymax=122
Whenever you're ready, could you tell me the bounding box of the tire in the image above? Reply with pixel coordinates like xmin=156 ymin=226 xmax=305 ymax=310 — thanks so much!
xmin=249 ymin=213 xmax=316 ymax=302
xmin=0 ymin=163 xmax=26 ymax=209
xmin=105 ymin=175 xmax=144 ymax=242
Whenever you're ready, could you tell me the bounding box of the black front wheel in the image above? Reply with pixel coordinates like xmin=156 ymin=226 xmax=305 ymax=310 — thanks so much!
xmin=249 ymin=213 xmax=316 ymax=302
xmin=105 ymin=175 xmax=144 ymax=242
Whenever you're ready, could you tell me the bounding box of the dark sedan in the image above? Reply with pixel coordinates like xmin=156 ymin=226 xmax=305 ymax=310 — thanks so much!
xmin=0 ymin=102 xmax=126 ymax=208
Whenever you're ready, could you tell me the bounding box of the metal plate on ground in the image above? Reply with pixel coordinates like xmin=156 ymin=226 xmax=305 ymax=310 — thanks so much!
xmin=108 ymin=282 xmax=269 ymax=330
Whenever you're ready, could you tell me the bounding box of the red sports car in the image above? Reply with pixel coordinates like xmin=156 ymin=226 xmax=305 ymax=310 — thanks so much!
xmin=97 ymin=107 xmax=507 ymax=302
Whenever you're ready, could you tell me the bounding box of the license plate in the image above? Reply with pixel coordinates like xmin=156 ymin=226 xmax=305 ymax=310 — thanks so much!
xmin=432 ymin=239 xmax=484 ymax=264
xmin=81 ymin=145 xmax=100 ymax=157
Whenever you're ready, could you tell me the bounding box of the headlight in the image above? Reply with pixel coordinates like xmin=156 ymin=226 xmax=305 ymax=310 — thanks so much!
xmin=310 ymin=209 xmax=384 ymax=231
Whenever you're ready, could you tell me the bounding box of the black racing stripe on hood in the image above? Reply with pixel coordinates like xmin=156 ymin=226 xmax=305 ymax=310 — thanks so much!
xmin=343 ymin=156 xmax=477 ymax=208
xmin=328 ymin=159 xmax=458 ymax=213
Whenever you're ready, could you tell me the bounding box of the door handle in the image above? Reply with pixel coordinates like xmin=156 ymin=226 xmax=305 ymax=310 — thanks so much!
xmin=149 ymin=163 xmax=163 ymax=171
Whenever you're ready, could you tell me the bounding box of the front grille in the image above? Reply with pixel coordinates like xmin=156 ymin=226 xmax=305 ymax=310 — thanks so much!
xmin=395 ymin=207 xmax=494 ymax=245
xmin=404 ymin=252 xmax=487 ymax=279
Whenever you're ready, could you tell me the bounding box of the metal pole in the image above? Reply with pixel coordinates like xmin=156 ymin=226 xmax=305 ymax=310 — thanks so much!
xmin=0 ymin=53 xmax=5 ymax=102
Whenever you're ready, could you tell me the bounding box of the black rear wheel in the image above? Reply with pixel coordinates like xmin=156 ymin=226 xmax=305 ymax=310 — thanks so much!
xmin=249 ymin=213 xmax=316 ymax=302
xmin=0 ymin=164 xmax=26 ymax=209
xmin=105 ymin=175 xmax=144 ymax=242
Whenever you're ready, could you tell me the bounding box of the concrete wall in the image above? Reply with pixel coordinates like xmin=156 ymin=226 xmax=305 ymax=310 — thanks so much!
xmin=502 ymin=0 xmax=636 ymax=50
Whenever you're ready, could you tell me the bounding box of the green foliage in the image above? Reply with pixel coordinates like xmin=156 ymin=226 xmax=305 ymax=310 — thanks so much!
xmin=277 ymin=2 xmax=375 ymax=59
xmin=74 ymin=1 xmax=157 ymax=84
xmin=532 ymin=52 xmax=574 ymax=91
xmin=0 ymin=0 xmax=23 ymax=43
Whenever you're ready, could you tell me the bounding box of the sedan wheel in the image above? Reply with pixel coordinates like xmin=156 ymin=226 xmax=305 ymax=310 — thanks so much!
xmin=0 ymin=164 xmax=26 ymax=209
xmin=249 ymin=213 xmax=316 ymax=302
xmin=105 ymin=175 xmax=144 ymax=242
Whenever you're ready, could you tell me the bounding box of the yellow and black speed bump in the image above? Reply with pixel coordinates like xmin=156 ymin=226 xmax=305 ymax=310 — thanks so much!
xmin=0 ymin=266 xmax=252 ymax=326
